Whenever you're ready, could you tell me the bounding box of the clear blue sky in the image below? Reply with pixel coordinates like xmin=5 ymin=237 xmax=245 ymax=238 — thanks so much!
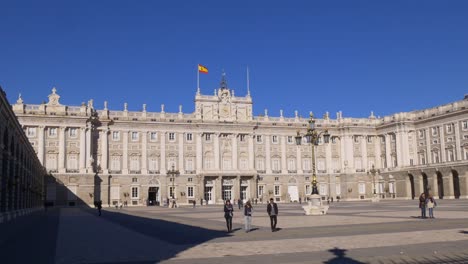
xmin=1 ymin=0 xmax=467 ymax=118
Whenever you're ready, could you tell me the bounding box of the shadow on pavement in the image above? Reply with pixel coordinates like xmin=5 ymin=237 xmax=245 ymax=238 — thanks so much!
xmin=323 ymin=247 xmax=365 ymax=264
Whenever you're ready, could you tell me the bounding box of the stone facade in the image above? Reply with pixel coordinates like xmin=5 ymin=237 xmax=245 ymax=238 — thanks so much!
xmin=10 ymin=77 xmax=468 ymax=206
xmin=0 ymin=87 xmax=46 ymax=223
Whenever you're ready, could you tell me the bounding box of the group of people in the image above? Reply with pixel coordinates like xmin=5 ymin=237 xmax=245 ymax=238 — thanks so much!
xmin=418 ymin=193 xmax=437 ymax=218
xmin=224 ymin=198 xmax=279 ymax=233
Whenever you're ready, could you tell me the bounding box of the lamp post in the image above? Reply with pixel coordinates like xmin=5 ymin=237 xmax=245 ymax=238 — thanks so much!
xmin=369 ymin=165 xmax=380 ymax=202
xmin=167 ymin=165 xmax=180 ymax=208
xmin=295 ymin=113 xmax=330 ymax=196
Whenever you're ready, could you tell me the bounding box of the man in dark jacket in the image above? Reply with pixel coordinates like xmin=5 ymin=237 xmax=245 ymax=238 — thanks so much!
xmin=267 ymin=198 xmax=279 ymax=232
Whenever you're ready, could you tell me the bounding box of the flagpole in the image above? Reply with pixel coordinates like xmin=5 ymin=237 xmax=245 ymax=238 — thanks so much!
xmin=197 ymin=64 xmax=200 ymax=94
xmin=247 ymin=66 xmax=250 ymax=97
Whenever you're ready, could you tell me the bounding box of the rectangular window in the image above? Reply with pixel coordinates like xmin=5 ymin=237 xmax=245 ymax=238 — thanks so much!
xmin=130 ymin=157 xmax=140 ymax=171
xmin=132 ymin=177 xmax=138 ymax=183
xmin=367 ymin=136 xmax=372 ymax=143
xmin=239 ymin=135 xmax=246 ymax=142
xmin=335 ymin=183 xmax=341 ymax=196
xmin=49 ymin=128 xmax=57 ymax=137
xmin=256 ymin=135 xmax=263 ymax=143
xmin=354 ymin=136 xmax=359 ymax=143
xmin=432 ymin=127 xmax=438 ymax=136
xmin=305 ymin=185 xmax=311 ymax=195
xmin=419 ymin=130 xmax=424 ymax=138
xmin=205 ymin=133 xmax=211 ymax=141
xmin=358 ymin=183 xmax=366 ymax=194
xmin=111 ymin=157 xmax=120 ymax=171
xmin=272 ymin=135 xmax=278 ymax=143
xmin=186 ymin=158 xmax=194 ymax=171
xmin=186 ymin=133 xmax=193 ymax=142
xmin=131 ymin=132 xmax=139 ymax=141
xmin=287 ymin=136 xmax=293 ymax=144
xmin=67 ymin=155 xmax=78 ymax=170
xmin=303 ymin=159 xmax=311 ymax=171
xmin=258 ymin=185 xmax=264 ymax=197
xmin=272 ymin=159 xmax=280 ymax=171
xmin=150 ymin=132 xmax=157 ymax=141
xmin=331 ymin=137 xmax=337 ymax=144
xmin=446 ymin=124 xmax=453 ymax=133
xmin=132 ymin=187 xmax=139 ymax=198
xmin=187 ymin=186 xmax=194 ymax=198
xmin=69 ymin=128 xmax=77 ymax=138
xmin=169 ymin=133 xmax=175 ymax=141
xmin=27 ymin=127 xmax=36 ymax=137
xmin=112 ymin=131 xmax=120 ymax=141
xmin=274 ymin=185 xmax=280 ymax=196
xmin=169 ymin=187 xmax=175 ymax=198
xmin=274 ymin=177 xmax=279 ymax=182
xmin=188 ymin=177 xmax=193 ymax=182
xmin=256 ymin=159 xmax=265 ymax=170
xmin=463 ymin=121 xmax=468 ymax=130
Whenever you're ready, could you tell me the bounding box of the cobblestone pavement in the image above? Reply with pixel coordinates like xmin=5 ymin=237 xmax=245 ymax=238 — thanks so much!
xmin=2 ymin=200 xmax=468 ymax=263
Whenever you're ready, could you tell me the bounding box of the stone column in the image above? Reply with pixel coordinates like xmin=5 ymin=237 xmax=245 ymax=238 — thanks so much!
xmin=58 ymin=127 xmax=66 ymax=173
xmin=412 ymin=131 xmax=419 ymax=165
xmin=344 ymin=134 xmax=354 ymax=172
xmin=37 ymin=126 xmax=45 ymax=166
xmin=196 ymin=133 xmax=203 ymax=172
xmin=248 ymin=134 xmax=254 ymax=170
xmin=281 ymin=136 xmax=287 ymax=173
xmin=79 ymin=127 xmax=86 ymax=173
xmin=374 ymin=136 xmax=382 ymax=169
xmin=214 ymin=133 xmax=220 ymax=170
xmin=231 ymin=134 xmax=238 ymax=170
xmin=86 ymin=126 xmax=92 ymax=172
xmin=432 ymin=173 xmax=439 ymax=197
xmin=401 ymin=129 xmax=410 ymax=166
xmin=361 ymin=135 xmax=367 ymax=169
xmin=160 ymin=132 xmax=166 ymax=173
xmin=265 ymin=135 xmax=271 ymax=174
xmin=454 ymin=122 xmax=462 ymax=161
xmin=385 ymin=134 xmax=392 ymax=168
xmin=325 ymin=141 xmax=332 ymax=173
xmin=340 ymin=135 xmax=346 ymax=171
xmin=296 ymin=145 xmax=303 ymax=174
xmin=178 ymin=133 xmax=184 ymax=172
xmin=122 ymin=131 xmax=129 ymax=174
xmin=141 ymin=131 xmax=148 ymax=174
xmin=425 ymin=129 xmax=432 ymax=164
xmin=101 ymin=129 xmax=109 ymax=174
xmin=440 ymin=125 xmax=446 ymax=162
xmin=395 ymin=130 xmax=402 ymax=167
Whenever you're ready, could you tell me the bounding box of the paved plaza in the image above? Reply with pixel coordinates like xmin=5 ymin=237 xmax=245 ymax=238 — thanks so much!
xmin=2 ymin=200 xmax=468 ymax=263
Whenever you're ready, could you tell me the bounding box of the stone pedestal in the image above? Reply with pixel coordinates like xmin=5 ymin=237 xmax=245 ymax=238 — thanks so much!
xmin=302 ymin=194 xmax=329 ymax=215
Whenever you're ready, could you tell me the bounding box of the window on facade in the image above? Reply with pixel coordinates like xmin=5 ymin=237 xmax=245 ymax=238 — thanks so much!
xmin=240 ymin=158 xmax=248 ymax=170
xmin=256 ymin=135 xmax=263 ymax=143
xmin=222 ymin=185 xmax=232 ymax=201
xmin=46 ymin=154 xmax=57 ymax=170
xmin=132 ymin=187 xmax=138 ymax=198
xmin=187 ymin=186 xmax=194 ymax=198
xmin=272 ymin=135 xmax=278 ymax=143
xmin=433 ymin=140 xmax=438 ymax=144
xmin=148 ymin=158 xmax=158 ymax=171
xmin=69 ymin=128 xmax=77 ymax=138
xmin=287 ymin=159 xmax=296 ymax=170
xmin=305 ymin=176 xmax=310 ymax=181
xmin=447 ymin=149 xmax=455 ymax=162
xmin=317 ymin=158 xmax=326 ymax=171
xmin=112 ymin=131 xmax=120 ymax=141
xmin=358 ymin=183 xmax=366 ymax=194
xmin=150 ymin=132 xmax=157 ymax=141
xmin=130 ymin=157 xmax=140 ymax=171
xmin=204 ymin=158 xmax=212 ymax=169
xmin=132 ymin=177 xmax=138 ymax=183
xmin=446 ymin=124 xmax=453 ymax=133
xmin=274 ymin=185 xmax=280 ymax=196
xmin=287 ymin=136 xmax=293 ymax=144
xmin=186 ymin=133 xmax=192 ymax=142
xmin=463 ymin=121 xmax=468 ymax=130
xmin=354 ymin=136 xmax=359 ymax=143
xmin=185 ymin=158 xmax=194 ymax=171
xmin=188 ymin=177 xmax=193 ymax=182
xmin=335 ymin=183 xmax=341 ymax=195
xmin=274 ymin=177 xmax=279 ymax=182
xmin=272 ymin=159 xmax=280 ymax=171
xmin=49 ymin=128 xmax=57 ymax=137
xmin=67 ymin=155 xmax=78 ymax=170
xmin=419 ymin=130 xmax=424 ymax=138
xmin=131 ymin=132 xmax=139 ymax=141
xmin=303 ymin=159 xmax=311 ymax=170
xmin=256 ymin=159 xmax=265 ymax=170
xmin=258 ymin=185 xmax=264 ymax=197
xmin=305 ymin=185 xmax=311 ymax=195
xmin=169 ymin=187 xmax=175 ymax=198
xmin=205 ymin=133 xmax=211 ymax=141
xmin=331 ymin=137 xmax=337 ymax=144
xmin=320 ymin=184 xmax=327 ymax=195
xmin=169 ymin=133 xmax=175 ymax=141
xmin=367 ymin=136 xmax=372 ymax=143
xmin=111 ymin=157 xmax=120 ymax=171
xmin=391 ymin=134 xmax=396 ymax=142
xmin=239 ymin=135 xmax=246 ymax=142
xmin=27 ymin=127 xmax=36 ymax=137
xmin=432 ymin=127 xmax=438 ymax=136
xmin=222 ymin=158 xmax=232 ymax=170
xmin=168 ymin=157 xmax=176 ymax=169
xmin=419 ymin=153 xmax=426 ymax=165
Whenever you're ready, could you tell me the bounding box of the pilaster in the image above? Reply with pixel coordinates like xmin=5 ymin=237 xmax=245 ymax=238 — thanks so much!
xmin=214 ymin=133 xmax=220 ymax=170
xmin=122 ymin=131 xmax=129 ymax=174
xmin=425 ymin=129 xmax=432 ymax=164
xmin=58 ymin=127 xmax=66 ymax=173
xmin=265 ymin=135 xmax=271 ymax=174
xmin=440 ymin=125 xmax=446 ymax=162
xmin=160 ymin=132 xmax=166 ymax=172
xmin=178 ymin=133 xmax=184 ymax=172
xmin=280 ymin=135 xmax=287 ymax=173
xmin=231 ymin=134 xmax=238 ymax=170
xmin=196 ymin=133 xmax=203 ymax=171
xmin=141 ymin=131 xmax=148 ymax=174
xmin=79 ymin=127 xmax=86 ymax=173
xmin=385 ymin=134 xmax=392 ymax=168
xmin=454 ymin=122 xmax=462 ymax=161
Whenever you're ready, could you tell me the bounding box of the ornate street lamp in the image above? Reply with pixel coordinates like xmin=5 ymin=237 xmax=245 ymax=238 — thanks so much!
xmin=368 ymin=165 xmax=380 ymax=202
xmin=167 ymin=165 xmax=180 ymax=207
xmin=295 ymin=113 xmax=330 ymax=195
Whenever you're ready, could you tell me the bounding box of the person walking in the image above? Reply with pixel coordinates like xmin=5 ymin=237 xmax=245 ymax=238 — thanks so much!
xmin=97 ymin=200 xmax=102 ymax=216
xmin=426 ymin=194 xmax=437 ymax=218
xmin=419 ymin=193 xmax=427 ymax=218
xmin=244 ymin=200 xmax=253 ymax=232
xmin=267 ymin=198 xmax=279 ymax=232
xmin=238 ymin=198 xmax=242 ymax=210
xmin=224 ymin=200 xmax=234 ymax=232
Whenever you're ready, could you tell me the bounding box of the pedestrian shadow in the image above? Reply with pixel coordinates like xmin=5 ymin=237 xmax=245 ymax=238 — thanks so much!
xmin=459 ymin=230 xmax=468 ymax=234
xmin=323 ymin=247 xmax=365 ymax=264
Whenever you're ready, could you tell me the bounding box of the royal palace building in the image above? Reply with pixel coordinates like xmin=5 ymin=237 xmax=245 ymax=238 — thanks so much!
xmin=10 ymin=75 xmax=468 ymax=206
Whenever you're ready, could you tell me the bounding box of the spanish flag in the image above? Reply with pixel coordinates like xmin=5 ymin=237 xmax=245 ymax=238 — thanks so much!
xmin=198 ymin=64 xmax=208 ymax=74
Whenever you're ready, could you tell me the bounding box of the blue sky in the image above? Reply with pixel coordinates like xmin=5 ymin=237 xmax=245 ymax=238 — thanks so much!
xmin=1 ymin=1 xmax=467 ymax=118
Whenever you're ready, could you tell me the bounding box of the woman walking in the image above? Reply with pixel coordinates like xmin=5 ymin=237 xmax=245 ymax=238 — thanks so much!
xmin=223 ymin=200 xmax=234 ymax=232
xmin=426 ymin=194 xmax=437 ymax=218
xmin=244 ymin=200 xmax=253 ymax=232
xmin=419 ymin=193 xmax=427 ymax=219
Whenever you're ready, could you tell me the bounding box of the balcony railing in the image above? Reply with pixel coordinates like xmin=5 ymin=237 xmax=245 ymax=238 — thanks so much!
xmin=185 ymin=170 xmax=196 ymax=174
xmin=129 ymin=170 xmax=141 ymax=174
xmin=272 ymin=170 xmax=281 ymax=174
xmin=356 ymin=169 xmax=366 ymax=173
xmin=318 ymin=170 xmax=327 ymax=174
xmin=66 ymin=169 xmax=79 ymax=173
xmin=303 ymin=170 xmax=312 ymax=173
xmin=333 ymin=169 xmax=341 ymax=173
xmin=288 ymin=170 xmax=297 ymax=174
xmin=257 ymin=170 xmax=266 ymax=174
xmin=109 ymin=170 xmax=122 ymax=174
xmin=148 ymin=170 xmax=160 ymax=174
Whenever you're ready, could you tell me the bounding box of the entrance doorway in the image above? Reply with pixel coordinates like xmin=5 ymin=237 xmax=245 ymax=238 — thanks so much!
xmin=452 ymin=170 xmax=460 ymax=199
xmin=437 ymin=172 xmax=444 ymax=199
xmin=204 ymin=186 xmax=213 ymax=204
xmin=240 ymin=186 xmax=248 ymax=202
xmin=148 ymin=187 xmax=159 ymax=206
xmin=222 ymin=185 xmax=232 ymax=201
xmin=288 ymin=186 xmax=299 ymax=202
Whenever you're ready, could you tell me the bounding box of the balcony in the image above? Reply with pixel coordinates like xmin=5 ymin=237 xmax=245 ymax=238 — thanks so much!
xmin=333 ymin=169 xmax=341 ymax=173
xmin=303 ymin=170 xmax=312 ymax=173
xmin=257 ymin=170 xmax=266 ymax=174
xmin=185 ymin=170 xmax=196 ymax=174
xmin=148 ymin=170 xmax=160 ymax=174
xmin=288 ymin=170 xmax=297 ymax=174
xmin=356 ymin=169 xmax=366 ymax=173
xmin=48 ymin=169 xmax=58 ymax=173
xmin=318 ymin=170 xmax=327 ymax=174
xmin=272 ymin=170 xmax=281 ymax=174
xmin=129 ymin=170 xmax=141 ymax=174
xmin=66 ymin=169 xmax=79 ymax=173
xmin=109 ymin=170 xmax=122 ymax=174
